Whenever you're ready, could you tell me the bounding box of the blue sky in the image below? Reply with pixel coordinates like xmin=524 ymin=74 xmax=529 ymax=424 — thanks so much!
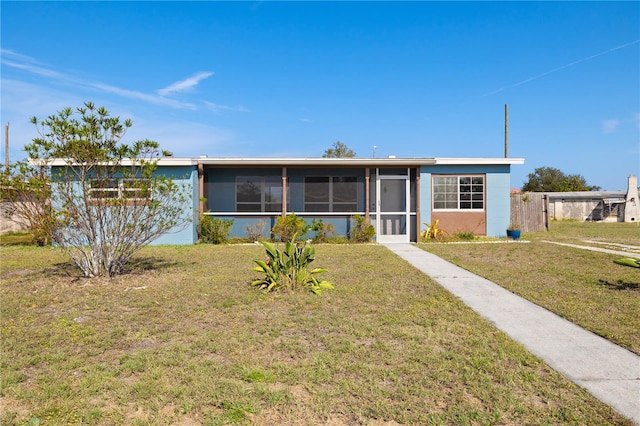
xmin=1 ymin=1 xmax=638 ymax=191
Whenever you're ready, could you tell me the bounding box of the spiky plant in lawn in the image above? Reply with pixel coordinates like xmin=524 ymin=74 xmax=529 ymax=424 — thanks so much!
xmin=251 ymin=235 xmax=334 ymax=294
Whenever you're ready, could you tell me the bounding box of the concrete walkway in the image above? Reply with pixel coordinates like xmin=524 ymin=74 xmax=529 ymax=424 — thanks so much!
xmin=542 ymin=240 xmax=640 ymax=259
xmin=383 ymin=243 xmax=640 ymax=425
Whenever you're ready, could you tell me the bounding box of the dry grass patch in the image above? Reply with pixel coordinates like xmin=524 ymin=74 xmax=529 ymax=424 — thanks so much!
xmin=0 ymin=243 xmax=632 ymax=425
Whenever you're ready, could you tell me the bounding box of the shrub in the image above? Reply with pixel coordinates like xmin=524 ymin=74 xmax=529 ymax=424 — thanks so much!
xmin=1 ymin=162 xmax=56 ymax=246
xmin=349 ymin=215 xmax=375 ymax=243
xmin=420 ymin=220 xmax=448 ymax=241
xmin=311 ymin=218 xmax=335 ymax=243
xmin=251 ymin=235 xmax=334 ymax=294
xmin=271 ymin=213 xmax=309 ymax=242
xmin=246 ymin=220 xmax=267 ymax=242
xmin=455 ymin=231 xmax=476 ymax=241
xmin=199 ymin=216 xmax=234 ymax=244
xmin=18 ymin=103 xmax=192 ymax=277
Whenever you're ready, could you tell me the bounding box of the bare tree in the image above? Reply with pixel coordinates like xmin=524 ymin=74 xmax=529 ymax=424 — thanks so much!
xmin=25 ymin=102 xmax=192 ymax=277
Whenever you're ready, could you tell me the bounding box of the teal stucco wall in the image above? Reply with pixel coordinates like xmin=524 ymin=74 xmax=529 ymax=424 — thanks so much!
xmin=49 ymin=163 xmax=199 ymax=246
xmin=420 ymin=164 xmax=511 ymax=237
xmin=152 ymin=165 xmax=199 ymax=245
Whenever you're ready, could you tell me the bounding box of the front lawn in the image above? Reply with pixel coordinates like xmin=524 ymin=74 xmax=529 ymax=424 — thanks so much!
xmin=0 ymin=243 xmax=631 ymax=425
xmin=420 ymin=221 xmax=640 ymax=355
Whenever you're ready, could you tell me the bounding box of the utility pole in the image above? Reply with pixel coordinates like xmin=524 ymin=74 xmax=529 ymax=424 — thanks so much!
xmin=4 ymin=122 xmax=8 ymax=169
xmin=504 ymin=104 xmax=509 ymax=158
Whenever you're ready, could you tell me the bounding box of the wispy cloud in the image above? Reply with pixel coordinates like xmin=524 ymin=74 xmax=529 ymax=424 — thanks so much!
xmin=1 ymin=49 xmax=48 ymax=67
xmin=1 ymin=49 xmax=32 ymax=60
xmin=1 ymin=50 xmax=202 ymax=110
xmin=203 ymin=101 xmax=249 ymax=113
xmin=124 ymin=118 xmax=236 ymax=157
xmin=157 ymin=72 xmax=214 ymax=96
xmin=1 ymin=77 xmax=237 ymax=162
xmin=485 ymin=40 xmax=640 ymax=96
xmin=1 ymin=49 xmax=70 ymax=81
xmin=93 ymin=83 xmax=197 ymax=109
xmin=601 ymin=113 xmax=640 ymax=134
xmin=299 ymin=118 xmax=313 ymax=123
xmin=249 ymin=1 xmax=264 ymax=12
xmin=601 ymin=119 xmax=621 ymax=134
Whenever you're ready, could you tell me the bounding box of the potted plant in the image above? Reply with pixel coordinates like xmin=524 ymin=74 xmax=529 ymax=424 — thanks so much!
xmin=506 ymin=223 xmax=521 ymax=240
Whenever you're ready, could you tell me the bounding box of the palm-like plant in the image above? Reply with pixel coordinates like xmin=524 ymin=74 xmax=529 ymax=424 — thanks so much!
xmin=251 ymin=235 xmax=334 ymax=294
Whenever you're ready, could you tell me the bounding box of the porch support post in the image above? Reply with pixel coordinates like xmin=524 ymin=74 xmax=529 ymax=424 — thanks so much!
xmin=198 ymin=163 xmax=205 ymax=215
xmin=281 ymin=167 xmax=287 ymax=217
xmin=365 ymin=168 xmax=370 ymax=223
xmin=415 ymin=168 xmax=421 ymax=241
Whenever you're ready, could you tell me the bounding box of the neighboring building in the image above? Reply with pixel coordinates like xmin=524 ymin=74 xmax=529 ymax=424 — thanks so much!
xmin=546 ymin=191 xmax=626 ymax=222
xmin=0 ymin=200 xmax=31 ymax=234
xmin=38 ymin=156 xmax=525 ymax=244
xmin=545 ymin=175 xmax=639 ymax=223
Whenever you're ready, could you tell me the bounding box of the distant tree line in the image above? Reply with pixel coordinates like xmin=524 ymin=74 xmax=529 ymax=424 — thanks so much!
xmin=522 ymin=166 xmax=600 ymax=192
xmin=323 ymin=141 xmax=355 ymax=158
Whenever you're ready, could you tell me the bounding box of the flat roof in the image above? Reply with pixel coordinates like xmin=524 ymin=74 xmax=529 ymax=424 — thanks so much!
xmin=41 ymin=156 xmax=525 ymax=167
xmin=545 ymin=191 xmax=626 ymax=200
xmin=41 ymin=158 xmax=199 ymax=167
xmin=196 ymin=157 xmax=525 ymax=166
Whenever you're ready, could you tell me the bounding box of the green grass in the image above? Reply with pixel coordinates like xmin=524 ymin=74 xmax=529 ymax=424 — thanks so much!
xmin=0 ymin=238 xmax=633 ymax=425
xmin=420 ymin=221 xmax=640 ymax=355
xmin=537 ymin=220 xmax=640 ymax=244
xmin=0 ymin=231 xmax=34 ymax=246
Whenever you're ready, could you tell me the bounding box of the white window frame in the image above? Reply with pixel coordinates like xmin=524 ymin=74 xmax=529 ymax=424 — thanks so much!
xmin=121 ymin=179 xmax=152 ymax=200
xmin=89 ymin=178 xmax=152 ymax=201
xmin=432 ymin=175 xmax=485 ymax=211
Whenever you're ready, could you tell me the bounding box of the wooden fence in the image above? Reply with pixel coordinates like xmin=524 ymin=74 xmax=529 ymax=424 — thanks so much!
xmin=510 ymin=192 xmax=549 ymax=232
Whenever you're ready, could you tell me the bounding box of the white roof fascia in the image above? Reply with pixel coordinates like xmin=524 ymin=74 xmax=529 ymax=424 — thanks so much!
xmin=196 ymin=157 xmax=435 ymax=166
xmin=34 ymin=158 xmax=198 ymax=167
xmin=36 ymin=157 xmax=525 ymax=167
xmin=196 ymin=157 xmax=525 ymax=167
xmin=432 ymin=157 xmax=525 ymax=165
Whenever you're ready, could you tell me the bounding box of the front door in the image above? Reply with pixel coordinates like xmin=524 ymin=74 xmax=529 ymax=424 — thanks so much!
xmin=376 ymin=169 xmax=410 ymax=243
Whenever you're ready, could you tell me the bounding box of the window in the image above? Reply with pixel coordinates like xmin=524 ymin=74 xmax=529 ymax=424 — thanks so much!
xmin=122 ymin=179 xmax=152 ymax=200
xmin=89 ymin=178 xmax=151 ymax=201
xmin=90 ymin=179 xmax=119 ymax=199
xmin=304 ymin=176 xmax=358 ymax=212
xmin=236 ymin=176 xmax=287 ymax=212
xmin=433 ymin=175 xmax=484 ymax=210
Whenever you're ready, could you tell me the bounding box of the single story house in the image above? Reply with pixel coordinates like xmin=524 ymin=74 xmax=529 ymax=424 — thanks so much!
xmin=196 ymin=156 xmax=524 ymax=244
xmin=45 ymin=156 xmax=525 ymax=244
